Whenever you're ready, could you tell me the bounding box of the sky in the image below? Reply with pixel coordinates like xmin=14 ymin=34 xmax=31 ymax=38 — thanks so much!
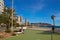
xmin=4 ymin=0 xmax=60 ymax=26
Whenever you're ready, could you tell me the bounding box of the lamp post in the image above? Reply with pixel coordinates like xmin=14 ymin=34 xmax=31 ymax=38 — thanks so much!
xmin=51 ymin=15 xmax=55 ymax=33
xmin=51 ymin=15 xmax=55 ymax=40
xmin=11 ymin=0 xmax=14 ymax=32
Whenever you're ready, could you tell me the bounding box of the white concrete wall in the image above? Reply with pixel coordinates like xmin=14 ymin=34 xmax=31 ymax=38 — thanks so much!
xmin=16 ymin=27 xmax=27 ymax=30
xmin=0 ymin=0 xmax=4 ymax=13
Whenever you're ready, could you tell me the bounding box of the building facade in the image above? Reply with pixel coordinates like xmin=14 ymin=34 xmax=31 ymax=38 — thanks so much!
xmin=0 ymin=0 xmax=4 ymax=14
xmin=17 ymin=16 xmax=22 ymax=25
xmin=25 ymin=18 xmax=28 ymax=26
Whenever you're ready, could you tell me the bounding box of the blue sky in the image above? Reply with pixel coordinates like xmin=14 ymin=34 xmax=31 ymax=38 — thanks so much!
xmin=4 ymin=0 xmax=60 ymax=26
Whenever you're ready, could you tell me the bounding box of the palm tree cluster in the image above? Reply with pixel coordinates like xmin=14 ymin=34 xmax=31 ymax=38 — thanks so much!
xmin=0 ymin=7 xmax=17 ymax=32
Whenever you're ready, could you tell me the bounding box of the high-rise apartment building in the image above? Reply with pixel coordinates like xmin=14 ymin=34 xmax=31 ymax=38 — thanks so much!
xmin=17 ymin=16 xmax=22 ymax=25
xmin=0 ymin=0 xmax=4 ymax=14
xmin=25 ymin=18 xmax=28 ymax=26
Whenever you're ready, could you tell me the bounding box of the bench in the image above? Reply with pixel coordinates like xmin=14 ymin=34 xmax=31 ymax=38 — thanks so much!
xmin=12 ymin=32 xmax=22 ymax=36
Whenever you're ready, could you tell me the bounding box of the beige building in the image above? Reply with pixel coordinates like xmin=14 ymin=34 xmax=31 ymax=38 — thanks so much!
xmin=17 ymin=16 xmax=22 ymax=25
xmin=0 ymin=0 xmax=4 ymax=14
xmin=25 ymin=18 xmax=28 ymax=26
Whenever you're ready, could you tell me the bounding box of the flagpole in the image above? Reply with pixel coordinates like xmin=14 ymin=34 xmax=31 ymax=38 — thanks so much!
xmin=11 ymin=0 xmax=14 ymax=32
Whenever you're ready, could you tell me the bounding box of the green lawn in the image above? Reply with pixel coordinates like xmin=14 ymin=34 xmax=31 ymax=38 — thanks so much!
xmin=3 ymin=29 xmax=60 ymax=40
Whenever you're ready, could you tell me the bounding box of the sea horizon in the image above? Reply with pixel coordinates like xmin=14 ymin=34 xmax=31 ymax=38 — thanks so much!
xmin=38 ymin=26 xmax=60 ymax=28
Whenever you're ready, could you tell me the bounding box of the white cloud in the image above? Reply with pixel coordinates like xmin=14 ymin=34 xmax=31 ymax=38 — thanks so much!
xmin=55 ymin=12 xmax=60 ymax=20
xmin=27 ymin=1 xmax=45 ymax=14
xmin=56 ymin=17 xmax=60 ymax=20
xmin=29 ymin=4 xmax=44 ymax=13
xmin=21 ymin=0 xmax=45 ymax=14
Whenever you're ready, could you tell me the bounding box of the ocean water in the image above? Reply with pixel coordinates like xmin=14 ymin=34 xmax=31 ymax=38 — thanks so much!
xmin=39 ymin=26 xmax=60 ymax=28
xmin=54 ymin=26 xmax=60 ymax=28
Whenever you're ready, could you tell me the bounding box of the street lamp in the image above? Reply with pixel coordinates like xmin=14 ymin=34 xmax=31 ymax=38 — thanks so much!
xmin=11 ymin=0 xmax=14 ymax=32
xmin=51 ymin=15 xmax=55 ymax=33
xmin=51 ymin=15 xmax=55 ymax=40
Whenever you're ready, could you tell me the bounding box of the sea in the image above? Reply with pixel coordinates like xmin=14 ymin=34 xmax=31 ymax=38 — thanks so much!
xmin=39 ymin=26 xmax=60 ymax=28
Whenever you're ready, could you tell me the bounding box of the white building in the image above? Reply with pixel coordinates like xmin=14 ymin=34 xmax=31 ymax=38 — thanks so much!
xmin=17 ymin=16 xmax=22 ymax=25
xmin=25 ymin=18 xmax=28 ymax=26
xmin=0 ymin=0 xmax=4 ymax=14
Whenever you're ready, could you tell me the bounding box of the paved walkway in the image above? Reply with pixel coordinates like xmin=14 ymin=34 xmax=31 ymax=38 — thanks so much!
xmin=28 ymin=27 xmax=60 ymax=33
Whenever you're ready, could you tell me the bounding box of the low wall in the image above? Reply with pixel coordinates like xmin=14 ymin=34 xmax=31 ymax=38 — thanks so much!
xmin=16 ymin=27 xmax=27 ymax=29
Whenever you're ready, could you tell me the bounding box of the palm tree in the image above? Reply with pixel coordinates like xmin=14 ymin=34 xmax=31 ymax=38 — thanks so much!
xmin=4 ymin=7 xmax=11 ymax=31
xmin=51 ymin=15 xmax=55 ymax=33
xmin=4 ymin=7 xmax=17 ymax=32
xmin=0 ymin=12 xmax=10 ymax=32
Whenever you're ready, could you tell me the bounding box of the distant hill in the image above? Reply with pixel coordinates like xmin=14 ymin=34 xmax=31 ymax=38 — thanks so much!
xmin=30 ymin=23 xmax=52 ymax=27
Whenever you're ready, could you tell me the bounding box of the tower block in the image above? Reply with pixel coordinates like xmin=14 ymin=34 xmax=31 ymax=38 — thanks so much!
xmin=25 ymin=18 xmax=28 ymax=26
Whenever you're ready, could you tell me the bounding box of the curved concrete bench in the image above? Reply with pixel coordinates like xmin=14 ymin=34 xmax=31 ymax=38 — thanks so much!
xmin=13 ymin=32 xmax=23 ymax=36
xmin=14 ymin=32 xmax=22 ymax=34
